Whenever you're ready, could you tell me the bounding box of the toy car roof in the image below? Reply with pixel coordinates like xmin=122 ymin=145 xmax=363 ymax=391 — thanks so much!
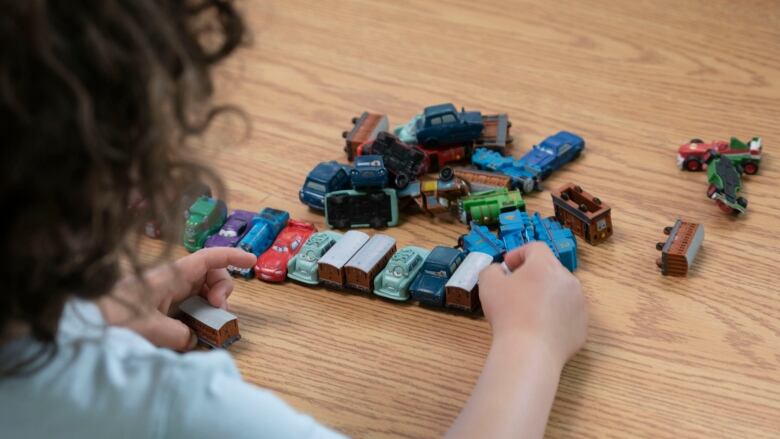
xmin=309 ymin=161 xmax=348 ymax=181
xmin=178 ymin=296 xmax=237 ymax=329
xmin=189 ymin=196 xmax=216 ymax=217
xmin=424 ymin=103 xmax=457 ymax=117
xmin=426 ymin=246 xmax=462 ymax=266
xmin=539 ymin=131 xmax=583 ymax=149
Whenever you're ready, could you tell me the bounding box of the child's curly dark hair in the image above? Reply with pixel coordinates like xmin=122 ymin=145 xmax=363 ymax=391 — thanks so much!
xmin=0 ymin=0 xmax=244 ymax=370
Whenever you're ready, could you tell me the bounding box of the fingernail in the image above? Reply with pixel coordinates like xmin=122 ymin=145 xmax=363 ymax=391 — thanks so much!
xmin=188 ymin=331 xmax=199 ymax=350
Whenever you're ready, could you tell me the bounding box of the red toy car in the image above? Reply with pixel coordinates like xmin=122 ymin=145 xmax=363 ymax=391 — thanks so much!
xmin=677 ymin=137 xmax=762 ymax=174
xmin=254 ymin=220 xmax=317 ymax=282
xmin=420 ymin=144 xmax=469 ymax=172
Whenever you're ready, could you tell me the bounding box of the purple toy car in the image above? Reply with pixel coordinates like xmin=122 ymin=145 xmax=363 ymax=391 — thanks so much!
xmin=204 ymin=210 xmax=257 ymax=248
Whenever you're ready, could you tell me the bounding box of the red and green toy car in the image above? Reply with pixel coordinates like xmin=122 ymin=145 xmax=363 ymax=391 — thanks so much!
xmin=677 ymin=137 xmax=762 ymax=174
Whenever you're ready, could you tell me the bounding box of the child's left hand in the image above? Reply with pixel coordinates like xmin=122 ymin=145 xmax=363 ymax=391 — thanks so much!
xmin=98 ymin=248 xmax=256 ymax=352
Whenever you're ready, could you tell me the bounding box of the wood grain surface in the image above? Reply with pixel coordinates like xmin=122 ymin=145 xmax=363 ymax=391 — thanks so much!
xmin=143 ymin=1 xmax=780 ymax=437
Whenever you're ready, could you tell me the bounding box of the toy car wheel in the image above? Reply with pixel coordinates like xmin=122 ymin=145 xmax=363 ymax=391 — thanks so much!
xmin=521 ymin=179 xmax=534 ymax=194
xmin=663 ymin=226 xmax=673 ymax=235
xmin=593 ymin=197 xmax=601 ymax=205
xmin=655 ymin=242 xmax=664 ymax=251
xmin=689 ymin=138 xmax=703 ymax=144
xmin=684 ymin=159 xmax=702 ymax=172
xmin=457 ymin=235 xmax=465 ymax=248
xmin=737 ymin=197 xmax=748 ymax=208
xmin=330 ymin=194 xmax=348 ymax=205
xmin=395 ymin=174 xmax=410 ymax=189
xmin=706 ymin=185 xmax=717 ymax=198
xmin=715 ymin=200 xmax=733 ymax=214
xmin=351 ymin=116 xmax=359 ymax=124
xmin=439 ymin=167 xmax=454 ymax=181
xmin=742 ymin=162 xmax=758 ymax=175
xmin=574 ymin=185 xmax=583 ymax=193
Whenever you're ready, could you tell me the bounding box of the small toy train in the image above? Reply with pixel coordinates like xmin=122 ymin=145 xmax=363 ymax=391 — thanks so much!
xmin=178 ymin=296 xmax=241 ymax=349
xmin=551 ymin=183 xmax=612 ymax=245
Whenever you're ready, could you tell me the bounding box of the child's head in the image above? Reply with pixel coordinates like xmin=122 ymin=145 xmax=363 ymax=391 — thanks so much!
xmin=1 ymin=1 xmax=244 ymax=346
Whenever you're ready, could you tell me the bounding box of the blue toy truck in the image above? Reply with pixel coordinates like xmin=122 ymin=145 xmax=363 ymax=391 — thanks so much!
xmin=459 ymin=222 xmax=505 ymax=262
xmin=299 ymin=161 xmax=352 ymax=210
xmin=517 ymin=131 xmax=584 ymax=180
xmin=471 ymin=148 xmax=540 ymax=193
xmin=498 ymin=210 xmax=577 ymax=272
xmin=498 ymin=210 xmax=535 ymax=251
xmin=409 ymin=246 xmax=465 ymax=307
xmin=232 ymin=208 xmax=289 ymax=277
xmin=350 ymin=155 xmax=388 ymax=190
xmin=395 ymin=103 xmax=484 ymax=148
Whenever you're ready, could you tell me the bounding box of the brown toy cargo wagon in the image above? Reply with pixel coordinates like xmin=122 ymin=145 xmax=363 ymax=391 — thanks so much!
xmin=344 ymin=234 xmax=397 ymax=292
xmin=444 ymin=251 xmax=493 ymax=312
xmin=178 ymin=296 xmax=241 ymax=349
xmin=342 ymin=112 xmax=389 ymax=161
xmin=655 ymin=219 xmax=704 ymax=276
xmin=318 ymin=230 xmax=370 ymax=288
xmin=551 ymin=183 xmax=612 ymax=245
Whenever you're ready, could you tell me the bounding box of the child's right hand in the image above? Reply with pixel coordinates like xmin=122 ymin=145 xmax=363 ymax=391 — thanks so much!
xmin=479 ymin=242 xmax=588 ymax=366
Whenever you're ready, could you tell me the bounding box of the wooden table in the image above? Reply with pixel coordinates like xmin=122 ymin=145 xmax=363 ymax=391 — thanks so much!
xmin=156 ymin=1 xmax=780 ymax=437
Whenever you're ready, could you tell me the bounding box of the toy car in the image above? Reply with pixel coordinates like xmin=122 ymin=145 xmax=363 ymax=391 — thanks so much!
xmin=325 ymin=189 xmax=399 ymax=229
xmin=420 ymin=144 xmax=470 ymax=172
xmin=287 ymin=231 xmax=342 ymax=285
xmin=460 ymin=188 xmax=525 ymax=226
xmin=373 ymin=246 xmax=429 ymax=301
xmin=706 ymin=157 xmax=747 ymax=215
xmin=204 ymin=210 xmax=256 ymax=248
xmin=255 ymin=220 xmax=317 ymax=282
xmin=299 ymin=161 xmax=352 ymax=210
xmin=409 ymin=246 xmax=465 ymax=308
xmin=471 ymin=148 xmax=539 ymax=193
xmin=517 ymin=131 xmax=584 ymax=180
xmin=350 ymin=155 xmax=388 ymax=190
xmin=677 ymin=137 xmax=762 ymax=174
xmin=458 ymin=222 xmax=505 ymax=262
xmin=183 ymin=196 xmax=227 ymax=253
xmin=232 ymin=208 xmax=289 ymax=277
xmin=395 ymin=103 xmax=484 ymax=148
xmin=358 ymin=132 xmax=428 ymax=189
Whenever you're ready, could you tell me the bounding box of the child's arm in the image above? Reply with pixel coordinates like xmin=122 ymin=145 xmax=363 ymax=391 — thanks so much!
xmin=98 ymin=247 xmax=257 ymax=351
xmin=446 ymin=243 xmax=588 ymax=439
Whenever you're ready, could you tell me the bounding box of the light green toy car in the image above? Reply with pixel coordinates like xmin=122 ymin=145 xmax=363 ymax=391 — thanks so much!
xmin=373 ymin=246 xmax=429 ymax=301
xmin=287 ymin=231 xmax=342 ymax=284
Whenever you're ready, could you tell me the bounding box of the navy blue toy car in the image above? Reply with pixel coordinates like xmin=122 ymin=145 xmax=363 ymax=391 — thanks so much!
xmin=458 ymin=222 xmax=505 ymax=262
xmin=350 ymin=155 xmax=388 ymax=190
xmin=395 ymin=103 xmax=484 ymax=148
xmin=517 ymin=131 xmax=585 ymax=180
xmin=409 ymin=246 xmax=465 ymax=307
xmin=299 ymin=161 xmax=352 ymax=210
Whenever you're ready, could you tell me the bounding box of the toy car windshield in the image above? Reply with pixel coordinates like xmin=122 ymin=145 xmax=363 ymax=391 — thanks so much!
xmin=305 ymin=181 xmax=327 ymax=192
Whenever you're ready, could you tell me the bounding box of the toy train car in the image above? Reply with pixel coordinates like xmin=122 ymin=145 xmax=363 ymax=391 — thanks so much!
xmin=655 ymin=219 xmax=704 ymax=276
xmin=318 ymin=230 xmax=370 ymax=288
xmin=325 ymin=189 xmax=399 ymax=229
xmin=445 ymin=251 xmax=493 ymax=312
xmin=178 ymin=296 xmax=241 ymax=349
xmin=453 ymin=167 xmax=512 ymax=192
xmin=344 ymin=234 xmax=397 ymax=292
xmin=474 ymin=114 xmax=512 ymax=151
xmin=551 ymin=183 xmax=612 ymax=245
xmin=460 ymin=188 xmax=525 ymax=226
xmin=343 ymin=112 xmax=389 ymax=161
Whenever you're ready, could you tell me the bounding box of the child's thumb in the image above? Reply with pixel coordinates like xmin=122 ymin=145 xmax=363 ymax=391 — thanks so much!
xmin=131 ymin=312 xmax=199 ymax=352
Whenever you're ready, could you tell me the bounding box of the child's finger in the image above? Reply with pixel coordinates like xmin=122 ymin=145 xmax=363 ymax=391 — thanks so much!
xmin=503 ymin=242 xmax=555 ymax=272
xmin=134 ymin=312 xmax=199 ymax=352
xmin=203 ymin=268 xmax=234 ymax=308
xmin=479 ymin=263 xmax=508 ymax=285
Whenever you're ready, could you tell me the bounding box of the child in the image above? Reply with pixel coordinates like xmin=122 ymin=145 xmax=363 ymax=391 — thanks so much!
xmin=0 ymin=1 xmax=588 ymax=438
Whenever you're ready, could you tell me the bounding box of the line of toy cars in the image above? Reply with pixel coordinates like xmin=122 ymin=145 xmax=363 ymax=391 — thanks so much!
xmin=675 ymin=136 xmax=762 ymax=215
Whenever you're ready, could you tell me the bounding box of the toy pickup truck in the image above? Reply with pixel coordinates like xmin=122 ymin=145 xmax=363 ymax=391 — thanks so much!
xmin=395 ymin=103 xmax=485 ymax=148
xmin=677 ymin=137 xmax=762 ymax=174
xmin=299 ymin=161 xmax=352 ymax=210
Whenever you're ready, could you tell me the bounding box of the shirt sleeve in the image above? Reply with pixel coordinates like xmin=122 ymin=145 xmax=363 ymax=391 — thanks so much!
xmin=162 ymin=351 xmax=347 ymax=439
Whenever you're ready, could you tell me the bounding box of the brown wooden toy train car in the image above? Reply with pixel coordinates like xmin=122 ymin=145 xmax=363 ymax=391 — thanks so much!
xmin=178 ymin=296 xmax=241 ymax=349
xmin=551 ymin=183 xmax=612 ymax=245
xmin=344 ymin=234 xmax=397 ymax=292
xmin=342 ymin=112 xmax=389 ymax=161
xmin=453 ymin=167 xmax=512 ymax=192
xmin=318 ymin=230 xmax=370 ymax=288
xmin=655 ymin=219 xmax=704 ymax=276
xmin=444 ymin=251 xmax=493 ymax=312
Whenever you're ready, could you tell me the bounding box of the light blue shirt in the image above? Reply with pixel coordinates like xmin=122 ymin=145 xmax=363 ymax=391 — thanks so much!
xmin=0 ymin=299 xmax=345 ymax=439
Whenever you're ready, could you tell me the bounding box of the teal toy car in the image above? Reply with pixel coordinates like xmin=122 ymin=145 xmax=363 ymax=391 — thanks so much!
xmin=183 ymin=196 xmax=227 ymax=252
xmin=287 ymin=231 xmax=342 ymax=285
xmin=373 ymin=246 xmax=429 ymax=301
